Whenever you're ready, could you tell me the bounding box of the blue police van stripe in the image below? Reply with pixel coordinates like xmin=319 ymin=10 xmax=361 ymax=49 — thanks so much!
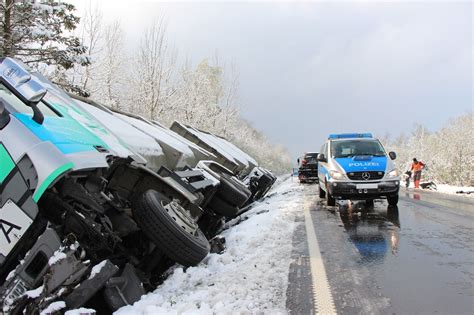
xmin=334 ymin=156 xmax=387 ymax=173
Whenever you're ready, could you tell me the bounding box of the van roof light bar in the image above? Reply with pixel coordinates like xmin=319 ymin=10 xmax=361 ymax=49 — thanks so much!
xmin=328 ymin=133 xmax=373 ymax=139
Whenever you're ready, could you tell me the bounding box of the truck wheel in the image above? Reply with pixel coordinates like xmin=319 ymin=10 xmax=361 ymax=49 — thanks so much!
xmin=387 ymin=195 xmax=399 ymax=206
xmin=133 ymin=190 xmax=210 ymax=267
xmin=319 ymin=186 xmax=326 ymax=198
xmin=208 ymin=195 xmax=239 ymax=218
xmin=218 ymin=174 xmax=251 ymax=207
xmin=326 ymin=183 xmax=336 ymax=206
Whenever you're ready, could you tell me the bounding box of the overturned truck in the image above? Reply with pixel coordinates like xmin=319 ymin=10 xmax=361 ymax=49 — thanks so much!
xmin=0 ymin=57 xmax=277 ymax=313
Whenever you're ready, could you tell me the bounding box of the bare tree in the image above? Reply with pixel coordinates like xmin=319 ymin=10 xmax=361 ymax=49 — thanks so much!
xmin=93 ymin=20 xmax=125 ymax=109
xmin=78 ymin=0 xmax=103 ymax=92
xmin=131 ymin=18 xmax=177 ymax=119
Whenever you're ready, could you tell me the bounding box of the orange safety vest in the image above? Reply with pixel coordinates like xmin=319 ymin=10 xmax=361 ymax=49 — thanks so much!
xmin=411 ymin=162 xmax=424 ymax=172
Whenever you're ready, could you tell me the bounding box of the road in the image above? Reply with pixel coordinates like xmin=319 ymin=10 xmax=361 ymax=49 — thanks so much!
xmin=287 ymin=184 xmax=474 ymax=314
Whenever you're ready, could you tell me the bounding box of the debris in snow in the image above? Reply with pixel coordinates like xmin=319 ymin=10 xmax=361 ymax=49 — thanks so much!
xmin=25 ymin=285 xmax=44 ymax=298
xmin=40 ymin=301 xmax=66 ymax=315
xmin=209 ymin=235 xmax=226 ymax=254
xmin=456 ymin=190 xmax=473 ymax=194
xmin=115 ymin=178 xmax=305 ymax=314
xmin=88 ymin=260 xmax=108 ymax=280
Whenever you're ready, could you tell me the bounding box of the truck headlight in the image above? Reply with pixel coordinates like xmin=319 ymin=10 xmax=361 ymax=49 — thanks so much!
xmin=387 ymin=169 xmax=399 ymax=178
xmin=330 ymin=170 xmax=346 ymax=180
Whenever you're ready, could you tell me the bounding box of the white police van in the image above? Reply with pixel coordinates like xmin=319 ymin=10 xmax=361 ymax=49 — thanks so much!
xmin=317 ymin=133 xmax=400 ymax=206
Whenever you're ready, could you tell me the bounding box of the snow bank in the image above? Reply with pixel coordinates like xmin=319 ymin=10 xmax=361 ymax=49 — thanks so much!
xmin=115 ymin=178 xmax=305 ymax=314
xmin=435 ymin=184 xmax=474 ymax=197
xmin=402 ymin=180 xmax=473 ymax=198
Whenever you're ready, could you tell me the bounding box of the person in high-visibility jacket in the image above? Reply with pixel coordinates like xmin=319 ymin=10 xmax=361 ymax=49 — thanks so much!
xmin=411 ymin=158 xmax=425 ymax=188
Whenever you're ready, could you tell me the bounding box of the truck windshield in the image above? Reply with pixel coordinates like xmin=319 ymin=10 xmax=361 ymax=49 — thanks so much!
xmin=304 ymin=153 xmax=318 ymax=163
xmin=331 ymin=140 xmax=385 ymax=158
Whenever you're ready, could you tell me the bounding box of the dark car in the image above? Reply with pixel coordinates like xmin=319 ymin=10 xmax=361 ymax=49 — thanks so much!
xmin=297 ymin=152 xmax=319 ymax=183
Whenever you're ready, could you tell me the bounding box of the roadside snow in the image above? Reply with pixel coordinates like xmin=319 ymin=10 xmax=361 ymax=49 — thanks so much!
xmin=116 ymin=177 xmax=305 ymax=314
xmin=402 ymin=180 xmax=474 ymax=197
xmin=436 ymin=184 xmax=474 ymax=197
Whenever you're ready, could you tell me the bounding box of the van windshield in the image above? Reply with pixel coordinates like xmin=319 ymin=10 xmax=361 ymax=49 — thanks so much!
xmin=331 ymin=140 xmax=385 ymax=158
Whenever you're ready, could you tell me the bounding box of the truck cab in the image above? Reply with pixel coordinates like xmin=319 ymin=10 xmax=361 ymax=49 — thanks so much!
xmin=317 ymin=133 xmax=400 ymax=206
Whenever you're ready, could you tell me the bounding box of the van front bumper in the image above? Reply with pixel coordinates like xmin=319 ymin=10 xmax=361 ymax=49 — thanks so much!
xmin=327 ymin=180 xmax=399 ymax=200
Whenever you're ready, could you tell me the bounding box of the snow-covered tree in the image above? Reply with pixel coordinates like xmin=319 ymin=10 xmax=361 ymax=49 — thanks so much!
xmin=129 ymin=18 xmax=177 ymax=119
xmin=91 ymin=20 xmax=126 ymax=110
xmin=0 ymin=0 xmax=88 ymax=70
xmin=385 ymin=113 xmax=473 ymax=186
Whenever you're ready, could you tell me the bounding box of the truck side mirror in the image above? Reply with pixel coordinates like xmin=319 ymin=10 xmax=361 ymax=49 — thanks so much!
xmin=317 ymin=153 xmax=327 ymax=162
xmin=297 ymin=158 xmax=300 ymax=164
xmin=0 ymin=58 xmax=47 ymax=124
xmin=0 ymin=99 xmax=11 ymax=129
xmin=389 ymin=151 xmax=397 ymax=160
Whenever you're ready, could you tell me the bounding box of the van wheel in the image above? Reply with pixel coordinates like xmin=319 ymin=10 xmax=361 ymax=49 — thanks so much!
xmin=387 ymin=195 xmax=399 ymax=206
xmin=319 ymin=186 xmax=326 ymax=198
xmin=133 ymin=190 xmax=210 ymax=267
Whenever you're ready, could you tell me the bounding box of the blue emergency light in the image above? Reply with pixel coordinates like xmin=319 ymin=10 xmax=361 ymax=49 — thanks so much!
xmin=328 ymin=133 xmax=373 ymax=139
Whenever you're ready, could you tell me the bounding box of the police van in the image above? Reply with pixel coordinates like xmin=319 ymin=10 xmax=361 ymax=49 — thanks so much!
xmin=317 ymin=133 xmax=400 ymax=206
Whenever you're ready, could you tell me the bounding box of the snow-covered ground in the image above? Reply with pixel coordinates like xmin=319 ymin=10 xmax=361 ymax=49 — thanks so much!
xmin=435 ymin=184 xmax=474 ymax=197
xmin=116 ymin=177 xmax=305 ymax=314
xmin=402 ymin=180 xmax=473 ymax=197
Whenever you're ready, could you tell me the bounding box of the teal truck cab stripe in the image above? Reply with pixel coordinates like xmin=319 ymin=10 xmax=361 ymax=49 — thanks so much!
xmin=13 ymin=113 xmax=107 ymax=155
xmin=32 ymin=162 xmax=74 ymax=202
xmin=0 ymin=144 xmax=15 ymax=184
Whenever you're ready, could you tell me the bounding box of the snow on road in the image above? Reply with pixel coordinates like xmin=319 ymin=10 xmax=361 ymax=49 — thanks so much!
xmin=116 ymin=177 xmax=305 ymax=314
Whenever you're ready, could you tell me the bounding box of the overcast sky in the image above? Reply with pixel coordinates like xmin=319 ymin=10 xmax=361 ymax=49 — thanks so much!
xmin=70 ymin=0 xmax=472 ymax=158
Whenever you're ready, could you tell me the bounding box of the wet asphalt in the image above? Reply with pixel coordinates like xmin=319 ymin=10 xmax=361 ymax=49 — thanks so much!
xmin=287 ymin=184 xmax=474 ymax=314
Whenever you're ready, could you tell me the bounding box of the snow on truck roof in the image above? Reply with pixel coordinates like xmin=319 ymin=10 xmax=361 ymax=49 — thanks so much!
xmin=176 ymin=123 xmax=239 ymax=165
xmin=116 ymin=113 xmax=195 ymax=158
xmin=211 ymin=134 xmax=258 ymax=168
xmin=149 ymin=120 xmax=216 ymax=158
xmin=75 ymin=99 xmax=164 ymax=157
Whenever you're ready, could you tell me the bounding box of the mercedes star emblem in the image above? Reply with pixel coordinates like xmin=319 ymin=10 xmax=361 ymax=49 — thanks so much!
xmin=362 ymin=172 xmax=371 ymax=180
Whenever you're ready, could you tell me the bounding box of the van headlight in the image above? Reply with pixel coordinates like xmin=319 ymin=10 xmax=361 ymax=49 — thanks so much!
xmin=387 ymin=169 xmax=399 ymax=178
xmin=330 ymin=170 xmax=346 ymax=180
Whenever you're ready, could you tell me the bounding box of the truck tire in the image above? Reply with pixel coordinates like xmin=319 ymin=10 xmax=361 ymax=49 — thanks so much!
xmin=319 ymin=186 xmax=326 ymax=198
xmin=387 ymin=195 xmax=399 ymax=206
xmin=326 ymin=183 xmax=336 ymax=206
xmin=218 ymin=174 xmax=251 ymax=207
xmin=208 ymin=195 xmax=239 ymax=218
xmin=133 ymin=190 xmax=210 ymax=267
